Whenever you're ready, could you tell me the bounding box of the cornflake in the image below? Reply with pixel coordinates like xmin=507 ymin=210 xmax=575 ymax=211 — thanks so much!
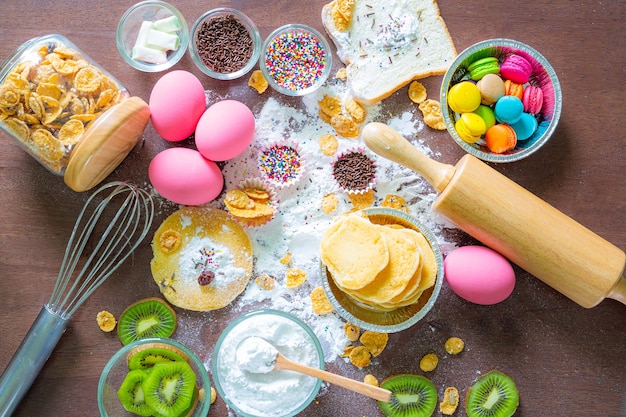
xmin=419 ymin=99 xmax=446 ymax=130
xmin=419 ymin=353 xmax=439 ymax=372
xmin=159 ymin=230 xmax=181 ymax=253
xmin=96 ymin=310 xmax=116 ymax=332
xmin=248 ymin=70 xmax=269 ymax=94
xmin=279 ymin=252 xmax=293 ymax=266
xmin=349 ymin=345 xmax=371 ymax=367
xmin=444 ymin=337 xmax=465 ymax=355
xmin=364 ymin=374 xmax=379 ymax=386
xmin=319 ymin=133 xmax=339 ymax=156
xmin=318 ymin=94 xmax=342 ymax=117
xmin=310 ymin=286 xmax=334 ymax=315
xmin=335 ymin=67 xmax=347 ymax=80
xmin=381 ymin=194 xmax=409 ymax=213
xmin=439 ymin=387 xmax=460 ymax=415
xmin=345 ymin=98 xmax=366 ymax=123
xmin=330 ymin=114 xmax=360 ymax=138
xmin=408 ymin=80 xmax=428 ymax=104
xmin=285 ymin=267 xmax=307 ymax=288
xmin=343 ymin=322 xmax=361 ymax=342
xmin=359 ymin=331 xmax=388 ymax=357
xmin=255 ymin=273 xmax=276 ymax=290
xmin=321 ymin=193 xmax=339 ymax=214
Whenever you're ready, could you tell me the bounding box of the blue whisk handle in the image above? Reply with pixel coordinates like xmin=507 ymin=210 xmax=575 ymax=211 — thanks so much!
xmin=0 ymin=305 xmax=69 ymax=417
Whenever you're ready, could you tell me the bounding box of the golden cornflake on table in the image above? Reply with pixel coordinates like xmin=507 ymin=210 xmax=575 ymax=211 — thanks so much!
xmin=310 ymin=286 xmax=334 ymax=315
xmin=248 ymin=69 xmax=269 ymax=94
xmin=255 ymin=273 xmax=276 ymax=290
xmin=330 ymin=114 xmax=360 ymax=138
xmin=364 ymin=374 xmax=379 ymax=386
xmin=440 ymin=387 xmax=460 ymax=415
xmin=223 ymin=182 xmax=277 ymax=228
xmin=348 ymin=345 xmax=371 ymax=368
xmin=419 ymin=353 xmax=439 ymax=372
xmin=419 ymin=99 xmax=446 ymax=130
xmin=444 ymin=337 xmax=465 ymax=354
xmin=343 ymin=322 xmax=361 ymax=341
xmin=408 ymin=80 xmax=428 ymax=104
xmin=345 ymin=98 xmax=366 ymax=124
xmin=319 ymin=133 xmax=339 ymax=156
xmin=96 ymin=310 xmax=117 ymax=332
xmin=359 ymin=330 xmax=389 ymax=357
xmin=318 ymin=94 xmax=342 ymax=117
xmin=285 ymin=267 xmax=307 ymax=288
xmin=381 ymin=194 xmax=409 ymax=213
xmin=321 ymin=193 xmax=339 ymax=214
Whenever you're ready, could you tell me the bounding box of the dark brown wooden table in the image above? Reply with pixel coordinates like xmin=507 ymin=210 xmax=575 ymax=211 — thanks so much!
xmin=1 ymin=1 xmax=624 ymax=416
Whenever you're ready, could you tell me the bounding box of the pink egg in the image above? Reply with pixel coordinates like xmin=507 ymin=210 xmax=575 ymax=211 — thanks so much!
xmin=444 ymin=246 xmax=515 ymax=305
xmin=148 ymin=147 xmax=223 ymax=205
xmin=149 ymin=70 xmax=206 ymax=142
xmin=195 ymin=100 xmax=255 ymax=161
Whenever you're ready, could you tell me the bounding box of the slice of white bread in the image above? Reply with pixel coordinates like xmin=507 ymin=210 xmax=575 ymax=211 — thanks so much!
xmin=321 ymin=0 xmax=457 ymax=105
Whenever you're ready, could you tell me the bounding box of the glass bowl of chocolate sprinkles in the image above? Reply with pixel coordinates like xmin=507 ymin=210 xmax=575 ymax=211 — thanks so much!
xmin=189 ymin=8 xmax=261 ymax=80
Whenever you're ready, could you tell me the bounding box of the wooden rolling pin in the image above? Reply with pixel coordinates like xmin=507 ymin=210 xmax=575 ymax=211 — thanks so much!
xmin=362 ymin=122 xmax=626 ymax=308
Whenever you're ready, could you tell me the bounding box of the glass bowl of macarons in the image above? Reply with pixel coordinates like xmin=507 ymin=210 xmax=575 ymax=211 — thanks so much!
xmin=440 ymin=38 xmax=562 ymax=162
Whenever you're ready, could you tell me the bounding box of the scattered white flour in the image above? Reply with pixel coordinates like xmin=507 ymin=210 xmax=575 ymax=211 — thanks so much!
xmin=149 ymin=78 xmax=459 ymax=385
xmin=185 ymin=79 xmax=458 ymax=367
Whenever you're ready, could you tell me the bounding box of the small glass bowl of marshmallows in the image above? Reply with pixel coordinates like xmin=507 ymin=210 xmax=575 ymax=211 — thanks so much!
xmin=116 ymin=1 xmax=189 ymax=72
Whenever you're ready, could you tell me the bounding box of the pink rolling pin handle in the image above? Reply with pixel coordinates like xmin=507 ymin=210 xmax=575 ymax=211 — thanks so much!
xmin=608 ymin=276 xmax=626 ymax=305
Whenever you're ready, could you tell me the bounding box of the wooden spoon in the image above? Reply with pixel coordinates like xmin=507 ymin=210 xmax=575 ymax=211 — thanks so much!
xmin=237 ymin=336 xmax=391 ymax=402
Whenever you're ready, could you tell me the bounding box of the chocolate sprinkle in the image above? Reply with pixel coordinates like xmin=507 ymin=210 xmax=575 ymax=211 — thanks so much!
xmin=332 ymin=151 xmax=376 ymax=192
xmin=195 ymin=15 xmax=254 ymax=74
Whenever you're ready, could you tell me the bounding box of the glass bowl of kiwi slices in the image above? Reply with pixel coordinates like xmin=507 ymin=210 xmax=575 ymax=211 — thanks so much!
xmin=98 ymin=337 xmax=211 ymax=417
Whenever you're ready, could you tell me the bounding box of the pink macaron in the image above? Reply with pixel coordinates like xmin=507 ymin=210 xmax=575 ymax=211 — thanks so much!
xmin=522 ymin=85 xmax=543 ymax=114
xmin=500 ymin=54 xmax=532 ymax=84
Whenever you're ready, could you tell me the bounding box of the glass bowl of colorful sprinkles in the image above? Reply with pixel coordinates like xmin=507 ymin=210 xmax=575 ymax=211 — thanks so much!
xmin=189 ymin=8 xmax=261 ymax=80
xmin=260 ymin=24 xmax=332 ymax=96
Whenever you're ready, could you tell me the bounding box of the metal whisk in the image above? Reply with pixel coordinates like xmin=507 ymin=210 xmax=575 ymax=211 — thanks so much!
xmin=0 ymin=181 xmax=154 ymax=416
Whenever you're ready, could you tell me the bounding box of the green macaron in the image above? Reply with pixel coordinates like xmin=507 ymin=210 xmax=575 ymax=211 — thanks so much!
xmin=467 ymin=57 xmax=500 ymax=81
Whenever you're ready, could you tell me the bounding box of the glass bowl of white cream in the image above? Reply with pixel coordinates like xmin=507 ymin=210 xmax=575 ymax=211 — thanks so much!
xmin=212 ymin=309 xmax=324 ymax=417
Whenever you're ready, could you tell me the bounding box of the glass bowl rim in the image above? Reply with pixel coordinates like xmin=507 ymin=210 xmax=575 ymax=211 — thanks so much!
xmin=259 ymin=23 xmax=333 ymax=96
xmin=320 ymin=207 xmax=444 ymax=333
xmin=440 ymin=38 xmax=563 ymax=163
xmin=97 ymin=337 xmax=211 ymax=416
xmin=211 ymin=309 xmax=325 ymax=417
xmin=188 ymin=7 xmax=262 ymax=80
xmin=116 ymin=0 xmax=189 ymax=73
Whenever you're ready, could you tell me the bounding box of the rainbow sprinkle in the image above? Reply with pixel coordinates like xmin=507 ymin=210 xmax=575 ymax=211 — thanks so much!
xmin=264 ymin=28 xmax=327 ymax=92
xmin=259 ymin=144 xmax=302 ymax=185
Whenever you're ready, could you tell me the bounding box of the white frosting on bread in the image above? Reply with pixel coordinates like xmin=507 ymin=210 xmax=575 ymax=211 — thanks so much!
xmin=322 ymin=0 xmax=457 ymax=104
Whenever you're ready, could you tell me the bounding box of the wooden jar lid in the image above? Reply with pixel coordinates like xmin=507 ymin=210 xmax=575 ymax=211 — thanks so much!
xmin=64 ymin=96 xmax=150 ymax=192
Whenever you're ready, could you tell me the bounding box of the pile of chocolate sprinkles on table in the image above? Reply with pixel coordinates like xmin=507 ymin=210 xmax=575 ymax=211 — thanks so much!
xmin=195 ymin=14 xmax=254 ymax=73
xmin=332 ymin=150 xmax=377 ymax=192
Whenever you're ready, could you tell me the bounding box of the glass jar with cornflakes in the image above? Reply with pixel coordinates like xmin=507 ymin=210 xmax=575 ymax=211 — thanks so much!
xmin=0 ymin=34 xmax=150 ymax=191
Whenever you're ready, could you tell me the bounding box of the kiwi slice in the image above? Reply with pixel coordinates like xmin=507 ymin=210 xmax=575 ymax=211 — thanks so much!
xmin=142 ymin=361 xmax=197 ymax=417
xmin=127 ymin=343 xmax=189 ymax=370
xmin=117 ymin=369 xmax=153 ymax=416
xmin=118 ymin=297 xmax=177 ymax=345
xmin=378 ymin=374 xmax=437 ymax=417
xmin=466 ymin=370 xmax=519 ymax=417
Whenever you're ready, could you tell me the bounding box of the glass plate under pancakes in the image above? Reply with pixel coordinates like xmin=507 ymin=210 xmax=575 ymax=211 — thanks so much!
xmin=320 ymin=207 xmax=443 ymax=333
